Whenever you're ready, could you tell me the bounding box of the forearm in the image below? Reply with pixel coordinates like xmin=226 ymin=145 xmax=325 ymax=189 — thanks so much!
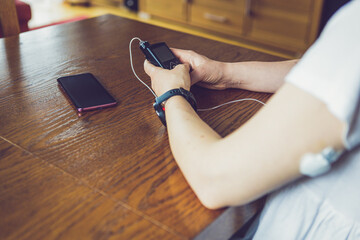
xmin=163 ymin=83 xmax=345 ymax=211
xmin=165 ymin=96 xmax=224 ymax=208
xmin=164 ymin=93 xmax=291 ymax=209
xmin=220 ymin=59 xmax=298 ymax=93
xmin=165 ymin=98 xmax=258 ymax=209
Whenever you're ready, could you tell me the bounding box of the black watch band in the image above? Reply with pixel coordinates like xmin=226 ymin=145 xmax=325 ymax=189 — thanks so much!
xmin=153 ymin=88 xmax=197 ymax=126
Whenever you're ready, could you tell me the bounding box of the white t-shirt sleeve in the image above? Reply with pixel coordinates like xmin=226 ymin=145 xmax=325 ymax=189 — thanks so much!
xmin=285 ymin=0 xmax=360 ymax=149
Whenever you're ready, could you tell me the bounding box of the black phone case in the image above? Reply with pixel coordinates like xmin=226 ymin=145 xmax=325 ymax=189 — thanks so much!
xmin=57 ymin=73 xmax=117 ymax=112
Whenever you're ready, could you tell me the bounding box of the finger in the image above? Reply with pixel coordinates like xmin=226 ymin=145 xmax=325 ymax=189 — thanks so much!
xmin=143 ymin=60 xmax=160 ymax=77
xmin=170 ymin=51 xmax=194 ymax=72
xmin=196 ymin=82 xmax=226 ymax=90
xmin=170 ymin=48 xmax=185 ymax=57
xmin=171 ymin=48 xmax=192 ymax=63
xmin=173 ymin=63 xmax=191 ymax=73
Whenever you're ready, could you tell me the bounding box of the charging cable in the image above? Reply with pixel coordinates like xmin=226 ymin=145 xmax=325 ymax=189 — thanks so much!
xmin=129 ymin=37 xmax=266 ymax=111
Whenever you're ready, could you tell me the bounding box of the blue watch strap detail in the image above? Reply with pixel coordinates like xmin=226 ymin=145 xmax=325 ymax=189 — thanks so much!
xmin=153 ymin=88 xmax=197 ymax=126
xmin=155 ymin=88 xmax=197 ymax=110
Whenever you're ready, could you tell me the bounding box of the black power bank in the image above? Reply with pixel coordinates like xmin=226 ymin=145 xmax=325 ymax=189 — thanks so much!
xmin=57 ymin=73 xmax=117 ymax=112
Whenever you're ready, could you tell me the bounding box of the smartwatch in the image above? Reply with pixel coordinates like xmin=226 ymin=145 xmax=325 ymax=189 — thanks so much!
xmin=153 ymin=88 xmax=197 ymax=126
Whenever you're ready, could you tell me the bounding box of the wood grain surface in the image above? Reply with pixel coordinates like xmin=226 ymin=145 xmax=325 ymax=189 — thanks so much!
xmin=0 ymin=15 xmax=282 ymax=239
xmin=0 ymin=138 xmax=181 ymax=240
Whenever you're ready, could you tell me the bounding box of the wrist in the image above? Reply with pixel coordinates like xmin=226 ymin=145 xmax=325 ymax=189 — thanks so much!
xmin=164 ymin=94 xmax=196 ymax=116
xmin=164 ymin=95 xmax=186 ymax=109
xmin=157 ymin=84 xmax=190 ymax=96
xmin=153 ymin=88 xmax=197 ymax=126
xmin=211 ymin=60 xmax=225 ymax=84
xmin=221 ymin=62 xmax=246 ymax=89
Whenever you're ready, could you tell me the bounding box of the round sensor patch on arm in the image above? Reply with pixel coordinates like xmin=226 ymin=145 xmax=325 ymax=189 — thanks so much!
xmin=300 ymin=147 xmax=343 ymax=177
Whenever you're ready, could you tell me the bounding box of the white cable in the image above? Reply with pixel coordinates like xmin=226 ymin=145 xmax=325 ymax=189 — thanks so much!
xmin=198 ymin=98 xmax=266 ymax=111
xmin=129 ymin=37 xmax=266 ymax=110
xmin=129 ymin=37 xmax=157 ymax=98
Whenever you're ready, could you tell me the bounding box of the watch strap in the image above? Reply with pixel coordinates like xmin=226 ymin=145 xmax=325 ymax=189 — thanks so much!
xmin=155 ymin=88 xmax=197 ymax=111
xmin=153 ymin=88 xmax=197 ymax=126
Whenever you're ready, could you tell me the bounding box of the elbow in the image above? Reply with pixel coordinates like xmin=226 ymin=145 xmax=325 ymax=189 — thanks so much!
xmin=189 ymin=164 xmax=256 ymax=210
xmin=200 ymin=201 xmax=224 ymax=210
xmin=195 ymin=184 xmax=253 ymax=210
xmin=188 ymin=167 xmax=228 ymax=209
xmin=184 ymin=158 xmax=229 ymax=209
xmin=174 ymin=141 xmax=257 ymax=209
xmin=195 ymin=187 xmax=227 ymax=210
xmin=191 ymin=171 xmax=238 ymax=210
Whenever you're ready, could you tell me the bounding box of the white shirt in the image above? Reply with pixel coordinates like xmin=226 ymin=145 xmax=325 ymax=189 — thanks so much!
xmin=254 ymin=1 xmax=360 ymax=239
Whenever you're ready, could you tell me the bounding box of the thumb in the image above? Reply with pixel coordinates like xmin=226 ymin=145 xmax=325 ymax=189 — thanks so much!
xmin=175 ymin=62 xmax=191 ymax=72
xmin=144 ymin=60 xmax=162 ymax=77
xmin=143 ymin=60 xmax=153 ymax=76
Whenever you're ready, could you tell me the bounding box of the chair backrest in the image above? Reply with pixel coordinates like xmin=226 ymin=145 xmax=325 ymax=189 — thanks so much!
xmin=0 ymin=0 xmax=20 ymax=37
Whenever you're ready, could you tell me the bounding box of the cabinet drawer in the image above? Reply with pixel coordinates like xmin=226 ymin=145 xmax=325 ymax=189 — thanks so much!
xmin=190 ymin=4 xmax=244 ymax=36
xmin=248 ymin=15 xmax=308 ymax=50
xmin=254 ymin=0 xmax=313 ymax=14
xmin=141 ymin=0 xmax=187 ymax=22
xmin=92 ymin=0 xmax=123 ymax=7
xmin=192 ymin=0 xmax=245 ymax=12
xmin=247 ymin=0 xmax=312 ymax=51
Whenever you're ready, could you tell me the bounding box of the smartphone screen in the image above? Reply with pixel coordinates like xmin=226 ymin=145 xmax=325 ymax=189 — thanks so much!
xmin=57 ymin=73 xmax=117 ymax=112
xmin=151 ymin=44 xmax=177 ymax=63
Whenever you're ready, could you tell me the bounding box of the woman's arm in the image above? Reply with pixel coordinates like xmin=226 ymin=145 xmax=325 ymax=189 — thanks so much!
xmin=144 ymin=61 xmax=346 ymax=210
xmin=171 ymin=48 xmax=298 ymax=93
xmin=165 ymin=83 xmax=345 ymax=209
xmin=219 ymin=60 xmax=298 ymax=92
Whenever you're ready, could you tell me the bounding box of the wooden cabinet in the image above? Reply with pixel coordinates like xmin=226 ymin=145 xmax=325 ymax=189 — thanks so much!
xmin=91 ymin=0 xmax=123 ymax=7
xmin=244 ymin=0 xmax=323 ymax=53
xmin=190 ymin=0 xmax=246 ymax=36
xmin=139 ymin=0 xmax=187 ymax=22
xmin=139 ymin=0 xmax=324 ymax=57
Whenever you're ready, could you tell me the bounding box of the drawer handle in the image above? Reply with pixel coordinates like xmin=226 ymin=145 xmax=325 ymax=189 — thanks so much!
xmin=203 ymin=13 xmax=227 ymax=23
xmin=245 ymin=0 xmax=252 ymax=16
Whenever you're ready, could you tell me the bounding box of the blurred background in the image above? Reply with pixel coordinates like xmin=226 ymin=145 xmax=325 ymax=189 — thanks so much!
xmin=16 ymin=0 xmax=349 ymax=59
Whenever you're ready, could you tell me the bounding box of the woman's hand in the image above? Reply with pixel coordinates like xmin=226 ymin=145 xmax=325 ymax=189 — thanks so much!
xmin=143 ymin=60 xmax=191 ymax=96
xmin=171 ymin=49 xmax=227 ymax=90
xmin=172 ymin=48 xmax=298 ymax=93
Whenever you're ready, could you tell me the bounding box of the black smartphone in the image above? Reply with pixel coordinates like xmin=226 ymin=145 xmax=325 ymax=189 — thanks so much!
xmin=57 ymin=73 xmax=117 ymax=112
xmin=140 ymin=41 xmax=181 ymax=70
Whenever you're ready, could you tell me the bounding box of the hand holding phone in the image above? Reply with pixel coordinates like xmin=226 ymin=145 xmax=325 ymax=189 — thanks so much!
xmin=140 ymin=41 xmax=181 ymax=70
xmin=57 ymin=73 xmax=117 ymax=112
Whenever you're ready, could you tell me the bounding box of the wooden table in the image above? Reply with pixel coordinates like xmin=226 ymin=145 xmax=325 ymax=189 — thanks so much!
xmin=0 ymin=15 xmax=282 ymax=239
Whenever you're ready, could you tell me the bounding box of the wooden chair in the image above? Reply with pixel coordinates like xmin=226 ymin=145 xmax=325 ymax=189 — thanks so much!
xmin=0 ymin=0 xmax=20 ymax=37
